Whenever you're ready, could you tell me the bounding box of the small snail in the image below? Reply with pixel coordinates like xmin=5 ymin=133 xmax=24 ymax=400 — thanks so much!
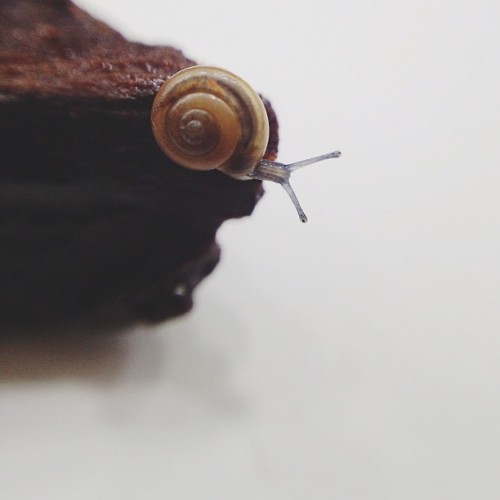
xmin=151 ymin=66 xmax=341 ymax=222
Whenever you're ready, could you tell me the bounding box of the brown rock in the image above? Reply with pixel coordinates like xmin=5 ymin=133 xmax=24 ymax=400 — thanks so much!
xmin=0 ymin=0 xmax=278 ymax=326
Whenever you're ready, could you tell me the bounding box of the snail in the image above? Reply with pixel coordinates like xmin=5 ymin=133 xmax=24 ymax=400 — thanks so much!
xmin=151 ymin=66 xmax=341 ymax=223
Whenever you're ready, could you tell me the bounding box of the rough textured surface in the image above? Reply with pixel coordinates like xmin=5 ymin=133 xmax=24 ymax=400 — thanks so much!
xmin=0 ymin=0 xmax=279 ymax=326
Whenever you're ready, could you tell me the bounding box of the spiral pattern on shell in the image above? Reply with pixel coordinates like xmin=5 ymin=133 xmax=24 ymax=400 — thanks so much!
xmin=151 ymin=66 xmax=269 ymax=178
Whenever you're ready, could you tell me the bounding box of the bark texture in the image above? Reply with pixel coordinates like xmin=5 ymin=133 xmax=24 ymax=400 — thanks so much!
xmin=0 ymin=0 xmax=279 ymax=326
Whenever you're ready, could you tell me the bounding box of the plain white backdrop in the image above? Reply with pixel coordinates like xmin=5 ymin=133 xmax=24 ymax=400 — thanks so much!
xmin=1 ymin=1 xmax=499 ymax=499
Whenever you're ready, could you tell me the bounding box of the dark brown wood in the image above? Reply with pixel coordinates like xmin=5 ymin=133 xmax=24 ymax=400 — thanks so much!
xmin=0 ymin=0 xmax=279 ymax=326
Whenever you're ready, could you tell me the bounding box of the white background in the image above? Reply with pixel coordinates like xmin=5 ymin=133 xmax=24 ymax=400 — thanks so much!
xmin=1 ymin=1 xmax=499 ymax=498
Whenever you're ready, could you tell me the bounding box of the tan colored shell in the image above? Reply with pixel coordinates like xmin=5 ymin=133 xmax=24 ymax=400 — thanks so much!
xmin=151 ymin=66 xmax=269 ymax=179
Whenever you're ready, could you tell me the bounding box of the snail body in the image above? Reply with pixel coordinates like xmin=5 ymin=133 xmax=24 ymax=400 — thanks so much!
xmin=151 ymin=66 xmax=341 ymax=222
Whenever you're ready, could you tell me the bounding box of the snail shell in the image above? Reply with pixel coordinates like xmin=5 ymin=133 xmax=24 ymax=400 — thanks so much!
xmin=151 ymin=66 xmax=269 ymax=179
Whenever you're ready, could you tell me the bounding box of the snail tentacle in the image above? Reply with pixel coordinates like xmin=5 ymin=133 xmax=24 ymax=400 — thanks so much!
xmin=249 ymin=151 xmax=342 ymax=222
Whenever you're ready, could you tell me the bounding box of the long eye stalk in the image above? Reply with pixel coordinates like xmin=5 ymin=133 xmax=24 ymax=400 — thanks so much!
xmin=249 ymin=150 xmax=342 ymax=223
